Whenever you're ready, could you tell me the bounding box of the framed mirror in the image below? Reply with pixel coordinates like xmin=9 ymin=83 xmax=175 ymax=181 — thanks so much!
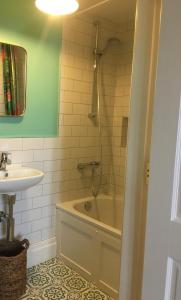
xmin=0 ymin=42 xmax=27 ymax=117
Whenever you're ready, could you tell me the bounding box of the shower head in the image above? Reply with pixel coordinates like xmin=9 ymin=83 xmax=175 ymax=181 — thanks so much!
xmin=101 ymin=37 xmax=121 ymax=55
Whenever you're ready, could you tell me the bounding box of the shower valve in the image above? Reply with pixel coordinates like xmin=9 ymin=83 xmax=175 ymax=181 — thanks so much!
xmin=77 ymin=161 xmax=100 ymax=170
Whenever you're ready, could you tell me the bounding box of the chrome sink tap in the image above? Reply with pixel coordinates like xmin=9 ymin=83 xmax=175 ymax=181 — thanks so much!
xmin=0 ymin=152 xmax=11 ymax=171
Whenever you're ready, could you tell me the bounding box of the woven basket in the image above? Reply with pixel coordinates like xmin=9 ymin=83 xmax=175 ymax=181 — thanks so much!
xmin=0 ymin=239 xmax=29 ymax=300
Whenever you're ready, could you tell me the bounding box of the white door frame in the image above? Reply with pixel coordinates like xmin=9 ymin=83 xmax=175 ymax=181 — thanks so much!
xmin=142 ymin=0 xmax=181 ymax=299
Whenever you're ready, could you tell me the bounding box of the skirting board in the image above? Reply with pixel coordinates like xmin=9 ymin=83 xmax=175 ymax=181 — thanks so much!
xmin=27 ymin=237 xmax=57 ymax=268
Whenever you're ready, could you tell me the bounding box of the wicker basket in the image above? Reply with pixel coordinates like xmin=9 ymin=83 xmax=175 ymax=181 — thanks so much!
xmin=0 ymin=239 xmax=29 ymax=300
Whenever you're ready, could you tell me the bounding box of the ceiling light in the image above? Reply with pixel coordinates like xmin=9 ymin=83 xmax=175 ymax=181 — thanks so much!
xmin=35 ymin=0 xmax=79 ymax=16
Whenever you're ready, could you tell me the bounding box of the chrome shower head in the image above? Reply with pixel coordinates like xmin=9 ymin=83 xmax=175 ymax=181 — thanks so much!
xmin=101 ymin=37 xmax=121 ymax=54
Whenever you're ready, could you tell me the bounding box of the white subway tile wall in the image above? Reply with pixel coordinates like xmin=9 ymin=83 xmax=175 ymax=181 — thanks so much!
xmin=59 ymin=14 xmax=135 ymax=202
xmin=111 ymin=21 xmax=135 ymax=195
xmin=0 ymin=14 xmax=134 ymax=248
xmin=0 ymin=138 xmax=61 ymax=243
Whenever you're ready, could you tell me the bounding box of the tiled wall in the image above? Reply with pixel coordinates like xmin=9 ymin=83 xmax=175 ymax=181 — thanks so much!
xmin=59 ymin=14 xmax=135 ymax=202
xmin=111 ymin=21 xmax=135 ymax=195
xmin=59 ymin=15 xmax=116 ymax=202
xmin=0 ymin=138 xmax=61 ymax=243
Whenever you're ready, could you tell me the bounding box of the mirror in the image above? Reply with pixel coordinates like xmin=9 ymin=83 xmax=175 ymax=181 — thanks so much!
xmin=0 ymin=42 xmax=27 ymax=117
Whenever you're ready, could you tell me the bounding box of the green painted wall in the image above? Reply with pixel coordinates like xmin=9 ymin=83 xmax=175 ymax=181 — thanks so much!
xmin=0 ymin=0 xmax=61 ymax=137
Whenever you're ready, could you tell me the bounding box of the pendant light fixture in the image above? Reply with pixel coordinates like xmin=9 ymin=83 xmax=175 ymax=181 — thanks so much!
xmin=35 ymin=0 xmax=79 ymax=16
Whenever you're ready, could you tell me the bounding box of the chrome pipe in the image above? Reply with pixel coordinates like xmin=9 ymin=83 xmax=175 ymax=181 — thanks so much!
xmin=89 ymin=22 xmax=101 ymax=120
xmin=6 ymin=194 xmax=15 ymax=242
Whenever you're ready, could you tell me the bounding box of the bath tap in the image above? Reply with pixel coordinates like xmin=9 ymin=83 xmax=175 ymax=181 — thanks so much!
xmin=0 ymin=152 xmax=11 ymax=171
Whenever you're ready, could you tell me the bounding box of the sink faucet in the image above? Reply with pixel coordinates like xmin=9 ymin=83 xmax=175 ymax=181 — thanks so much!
xmin=0 ymin=152 xmax=11 ymax=171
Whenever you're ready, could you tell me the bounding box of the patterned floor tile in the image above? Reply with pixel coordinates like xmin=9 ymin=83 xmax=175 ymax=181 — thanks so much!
xmin=49 ymin=263 xmax=73 ymax=279
xmin=82 ymin=289 xmax=109 ymax=300
xmin=65 ymin=275 xmax=88 ymax=292
xmin=43 ymin=286 xmax=67 ymax=300
xmin=21 ymin=257 xmax=114 ymax=300
xmin=28 ymin=273 xmax=52 ymax=288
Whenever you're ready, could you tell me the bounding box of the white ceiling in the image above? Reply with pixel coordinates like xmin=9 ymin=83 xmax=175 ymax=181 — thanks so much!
xmin=77 ymin=0 xmax=137 ymax=23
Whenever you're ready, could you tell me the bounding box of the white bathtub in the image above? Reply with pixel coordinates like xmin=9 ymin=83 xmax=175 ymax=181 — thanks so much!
xmin=56 ymin=195 xmax=122 ymax=299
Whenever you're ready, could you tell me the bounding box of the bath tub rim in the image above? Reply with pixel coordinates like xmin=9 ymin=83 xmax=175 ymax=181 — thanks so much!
xmin=56 ymin=195 xmax=122 ymax=239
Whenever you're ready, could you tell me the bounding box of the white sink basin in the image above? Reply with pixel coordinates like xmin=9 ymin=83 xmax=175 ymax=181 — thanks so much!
xmin=0 ymin=166 xmax=44 ymax=194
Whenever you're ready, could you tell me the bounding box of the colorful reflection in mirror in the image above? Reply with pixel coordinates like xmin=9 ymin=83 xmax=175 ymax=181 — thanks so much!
xmin=0 ymin=43 xmax=27 ymax=116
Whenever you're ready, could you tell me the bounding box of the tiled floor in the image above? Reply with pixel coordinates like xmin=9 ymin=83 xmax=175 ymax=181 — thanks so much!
xmin=21 ymin=257 xmax=114 ymax=300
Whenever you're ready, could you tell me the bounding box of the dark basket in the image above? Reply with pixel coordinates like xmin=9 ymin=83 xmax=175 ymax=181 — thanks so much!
xmin=0 ymin=239 xmax=29 ymax=300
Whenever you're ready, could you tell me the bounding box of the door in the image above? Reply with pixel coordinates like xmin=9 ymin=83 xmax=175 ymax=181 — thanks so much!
xmin=119 ymin=0 xmax=161 ymax=299
xmin=142 ymin=0 xmax=181 ymax=299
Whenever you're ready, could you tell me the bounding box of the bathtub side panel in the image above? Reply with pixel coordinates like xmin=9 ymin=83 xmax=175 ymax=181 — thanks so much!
xmin=56 ymin=207 xmax=121 ymax=299
xmin=98 ymin=231 xmax=121 ymax=294
xmin=56 ymin=210 xmax=96 ymax=278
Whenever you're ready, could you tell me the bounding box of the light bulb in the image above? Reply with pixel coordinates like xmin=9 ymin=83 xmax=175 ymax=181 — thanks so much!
xmin=35 ymin=0 xmax=79 ymax=16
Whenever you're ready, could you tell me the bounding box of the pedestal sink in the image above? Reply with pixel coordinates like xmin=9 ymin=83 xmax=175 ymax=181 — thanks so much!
xmin=0 ymin=165 xmax=44 ymax=242
xmin=0 ymin=165 xmax=44 ymax=194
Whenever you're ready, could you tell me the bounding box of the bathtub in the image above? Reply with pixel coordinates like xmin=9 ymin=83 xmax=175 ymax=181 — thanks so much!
xmin=56 ymin=194 xmax=122 ymax=299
